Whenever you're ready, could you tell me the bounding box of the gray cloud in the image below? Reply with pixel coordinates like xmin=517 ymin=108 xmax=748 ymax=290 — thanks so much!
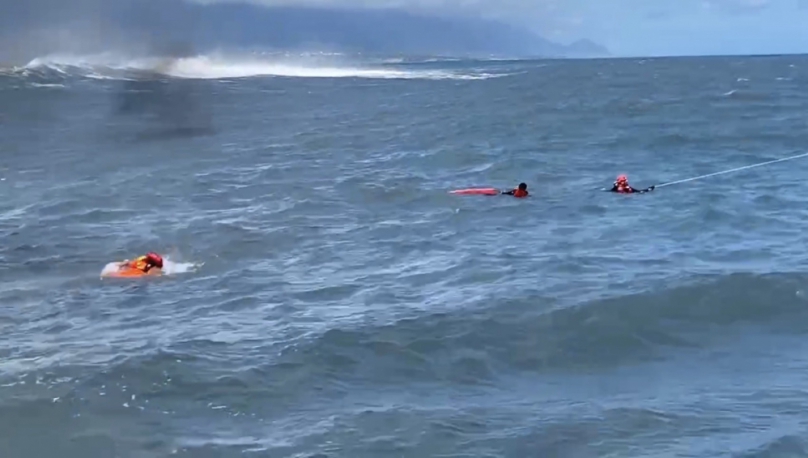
xmin=188 ymin=0 xmax=575 ymax=30
xmin=702 ymin=0 xmax=772 ymax=13
xmin=0 ymin=0 xmax=202 ymax=63
xmin=196 ymin=0 xmax=772 ymax=14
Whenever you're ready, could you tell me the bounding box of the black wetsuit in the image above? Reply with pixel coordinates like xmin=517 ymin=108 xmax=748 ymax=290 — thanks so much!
xmin=609 ymin=184 xmax=655 ymax=194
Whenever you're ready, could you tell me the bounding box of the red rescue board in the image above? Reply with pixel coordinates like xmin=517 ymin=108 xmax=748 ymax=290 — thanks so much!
xmin=449 ymin=188 xmax=499 ymax=195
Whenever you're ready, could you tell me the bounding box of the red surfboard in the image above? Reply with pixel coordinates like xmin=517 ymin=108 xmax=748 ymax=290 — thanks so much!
xmin=449 ymin=188 xmax=499 ymax=195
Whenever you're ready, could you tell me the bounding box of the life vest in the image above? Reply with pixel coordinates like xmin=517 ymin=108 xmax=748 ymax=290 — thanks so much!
xmin=129 ymin=256 xmax=152 ymax=272
xmin=616 ymin=183 xmax=633 ymax=193
xmin=513 ymin=189 xmax=528 ymax=198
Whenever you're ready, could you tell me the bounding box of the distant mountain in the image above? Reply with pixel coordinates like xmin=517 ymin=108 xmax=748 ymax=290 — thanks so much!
xmin=129 ymin=3 xmax=610 ymax=58
xmin=564 ymin=39 xmax=610 ymax=58
xmin=0 ymin=0 xmax=609 ymax=61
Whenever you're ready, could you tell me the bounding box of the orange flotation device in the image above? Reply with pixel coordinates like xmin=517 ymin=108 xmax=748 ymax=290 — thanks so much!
xmin=101 ymin=263 xmax=162 ymax=278
xmin=108 ymin=265 xmax=149 ymax=278
xmin=100 ymin=253 xmax=164 ymax=279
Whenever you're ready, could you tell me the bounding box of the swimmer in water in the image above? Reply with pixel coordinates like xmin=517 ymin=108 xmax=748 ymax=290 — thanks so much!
xmin=122 ymin=252 xmax=164 ymax=274
xmin=609 ymin=175 xmax=655 ymax=194
xmin=502 ymin=182 xmax=529 ymax=198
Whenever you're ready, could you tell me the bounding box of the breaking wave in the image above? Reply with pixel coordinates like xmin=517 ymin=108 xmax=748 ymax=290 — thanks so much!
xmin=3 ymin=52 xmax=509 ymax=82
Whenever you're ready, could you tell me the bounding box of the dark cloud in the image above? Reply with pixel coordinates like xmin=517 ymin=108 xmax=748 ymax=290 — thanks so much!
xmin=0 ymin=0 xmax=216 ymax=140
xmin=0 ymin=0 xmax=201 ymax=63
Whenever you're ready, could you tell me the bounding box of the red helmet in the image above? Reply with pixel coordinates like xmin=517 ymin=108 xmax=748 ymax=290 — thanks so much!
xmin=616 ymin=175 xmax=628 ymax=184
xmin=146 ymin=252 xmax=163 ymax=268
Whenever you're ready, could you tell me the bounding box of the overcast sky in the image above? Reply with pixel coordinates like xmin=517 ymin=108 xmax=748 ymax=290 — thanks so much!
xmin=202 ymin=0 xmax=808 ymax=56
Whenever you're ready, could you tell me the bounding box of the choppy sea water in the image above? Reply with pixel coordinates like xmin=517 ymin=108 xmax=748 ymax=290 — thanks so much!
xmin=2 ymin=53 xmax=808 ymax=457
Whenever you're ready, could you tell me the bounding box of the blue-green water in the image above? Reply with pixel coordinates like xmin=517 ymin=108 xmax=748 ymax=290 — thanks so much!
xmin=2 ymin=53 xmax=808 ymax=457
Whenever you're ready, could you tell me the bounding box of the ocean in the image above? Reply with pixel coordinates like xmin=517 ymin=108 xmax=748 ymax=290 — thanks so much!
xmin=2 ymin=52 xmax=808 ymax=457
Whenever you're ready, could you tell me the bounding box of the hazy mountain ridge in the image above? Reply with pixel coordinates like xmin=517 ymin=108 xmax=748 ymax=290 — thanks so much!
xmin=146 ymin=3 xmax=610 ymax=58
xmin=0 ymin=0 xmax=609 ymax=62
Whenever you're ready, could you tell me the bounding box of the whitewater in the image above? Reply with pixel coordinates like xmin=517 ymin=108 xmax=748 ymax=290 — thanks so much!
xmin=2 ymin=53 xmax=808 ymax=457
xmin=6 ymin=52 xmax=513 ymax=80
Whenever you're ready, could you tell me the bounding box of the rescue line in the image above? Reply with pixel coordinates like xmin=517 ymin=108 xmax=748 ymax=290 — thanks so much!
xmin=654 ymin=151 xmax=808 ymax=188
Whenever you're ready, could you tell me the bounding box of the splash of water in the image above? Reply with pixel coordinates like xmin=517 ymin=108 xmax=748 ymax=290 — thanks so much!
xmin=162 ymin=258 xmax=202 ymax=275
xmin=16 ymin=52 xmax=507 ymax=81
xmin=99 ymin=257 xmax=201 ymax=278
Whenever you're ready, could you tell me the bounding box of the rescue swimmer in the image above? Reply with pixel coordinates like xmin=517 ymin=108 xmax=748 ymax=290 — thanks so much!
xmin=609 ymin=175 xmax=655 ymax=194
xmin=502 ymin=182 xmax=529 ymax=198
xmin=122 ymin=252 xmax=164 ymax=274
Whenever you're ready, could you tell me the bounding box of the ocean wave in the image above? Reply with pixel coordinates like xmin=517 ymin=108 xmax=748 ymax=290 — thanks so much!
xmin=739 ymin=435 xmax=808 ymax=458
xmin=2 ymin=273 xmax=806 ymax=455
xmin=4 ymin=272 xmax=806 ymax=388
xmin=270 ymin=272 xmax=808 ymax=383
xmin=4 ymin=53 xmax=509 ymax=82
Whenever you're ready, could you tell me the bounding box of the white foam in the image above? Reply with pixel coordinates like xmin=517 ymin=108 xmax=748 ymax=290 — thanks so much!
xmin=165 ymin=55 xmax=431 ymax=79
xmin=99 ymin=257 xmax=201 ymax=278
xmin=29 ymin=83 xmax=65 ymax=88
xmin=162 ymin=258 xmax=202 ymax=275
xmin=21 ymin=52 xmax=506 ymax=81
xmin=100 ymin=262 xmax=123 ymax=277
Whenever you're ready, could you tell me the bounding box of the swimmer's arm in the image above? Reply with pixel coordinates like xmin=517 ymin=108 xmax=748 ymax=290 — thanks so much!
xmin=621 ymin=186 xmax=655 ymax=193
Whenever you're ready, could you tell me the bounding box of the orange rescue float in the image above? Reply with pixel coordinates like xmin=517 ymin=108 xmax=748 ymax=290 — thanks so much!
xmin=101 ymin=263 xmax=162 ymax=278
xmin=100 ymin=252 xmax=164 ymax=279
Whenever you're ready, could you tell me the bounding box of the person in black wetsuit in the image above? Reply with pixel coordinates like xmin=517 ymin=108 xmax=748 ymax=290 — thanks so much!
xmin=609 ymin=175 xmax=655 ymax=194
xmin=502 ymin=182 xmax=528 ymax=198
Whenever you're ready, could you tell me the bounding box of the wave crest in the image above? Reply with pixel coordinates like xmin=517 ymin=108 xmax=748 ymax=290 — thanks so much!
xmin=6 ymin=52 xmax=508 ymax=81
xmin=273 ymin=272 xmax=808 ymax=383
